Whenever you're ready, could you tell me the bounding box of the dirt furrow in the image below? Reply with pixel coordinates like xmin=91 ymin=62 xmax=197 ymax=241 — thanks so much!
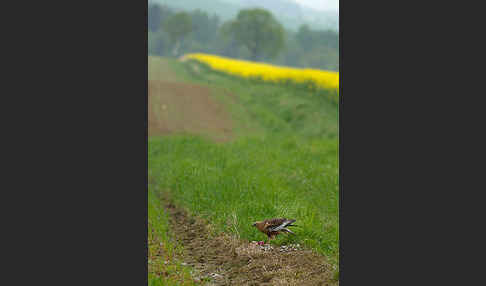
xmin=164 ymin=201 xmax=338 ymax=286
xmin=148 ymin=80 xmax=232 ymax=141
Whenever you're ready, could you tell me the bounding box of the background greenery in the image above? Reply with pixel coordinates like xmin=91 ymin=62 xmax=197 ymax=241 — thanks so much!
xmin=148 ymin=3 xmax=339 ymax=71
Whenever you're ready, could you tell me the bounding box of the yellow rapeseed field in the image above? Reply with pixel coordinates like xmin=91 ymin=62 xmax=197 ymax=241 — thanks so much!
xmin=183 ymin=53 xmax=339 ymax=91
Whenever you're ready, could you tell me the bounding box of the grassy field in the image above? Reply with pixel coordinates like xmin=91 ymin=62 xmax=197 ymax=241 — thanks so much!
xmin=148 ymin=55 xmax=339 ymax=272
xmin=149 ymin=56 xmax=180 ymax=82
xmin=175 ymin=57 xmax=339 ymax=139
xmin=148 ymin=186 xmax=198 ymax=285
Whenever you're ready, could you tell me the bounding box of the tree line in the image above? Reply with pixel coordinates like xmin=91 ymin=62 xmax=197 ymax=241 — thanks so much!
xmin=148 ymin=3 xmax=339 ymax=71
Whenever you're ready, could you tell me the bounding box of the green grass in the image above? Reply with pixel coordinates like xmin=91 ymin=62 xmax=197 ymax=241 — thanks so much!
xmin=148 ymin=187 xmax=197 ymax=286
xmin=149 ymin=135 xmax=339 ymax=264
xmin=149 ymin=56 xmax=180 ymax=82
xmin=183 ymin=58 xmax=340 ymax=105
xmin=172 ymin=58 xmax=339 ymax=140
xmin=149 ymin=56 xmax=339 ymax=265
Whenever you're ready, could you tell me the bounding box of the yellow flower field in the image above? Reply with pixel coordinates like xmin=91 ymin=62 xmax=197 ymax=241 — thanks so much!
xmin=183 ymin=53 xmax=339 ymax=91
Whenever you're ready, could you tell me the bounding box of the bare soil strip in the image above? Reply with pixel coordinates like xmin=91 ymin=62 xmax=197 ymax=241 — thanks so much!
xmin=148 ymin=80 xmax=232 ymax=141
xmin=163 ymin=199 xmax=338 ymax=286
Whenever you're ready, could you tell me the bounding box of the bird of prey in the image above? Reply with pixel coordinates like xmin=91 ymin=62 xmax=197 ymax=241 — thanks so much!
xmin=252 ymin=218 xmax=297 ymax=243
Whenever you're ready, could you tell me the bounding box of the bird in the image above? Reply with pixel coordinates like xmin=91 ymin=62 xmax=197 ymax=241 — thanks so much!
xmin=252 ymin=218 xmax=297 ymax=244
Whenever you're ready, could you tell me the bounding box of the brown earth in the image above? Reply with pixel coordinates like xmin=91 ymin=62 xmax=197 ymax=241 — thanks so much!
xmin=163 ymin=199 xmax=338 ymax=286
xmin=148 ymin=80 xmax=232 ymax=141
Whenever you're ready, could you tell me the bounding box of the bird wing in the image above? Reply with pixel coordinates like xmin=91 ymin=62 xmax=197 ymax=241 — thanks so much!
xmin=265 ymin=218 xmax=296 ymax=232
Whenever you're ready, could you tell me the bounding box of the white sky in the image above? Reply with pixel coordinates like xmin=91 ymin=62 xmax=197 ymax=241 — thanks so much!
xmin=293 ymin=0 xmax=339 ymax=11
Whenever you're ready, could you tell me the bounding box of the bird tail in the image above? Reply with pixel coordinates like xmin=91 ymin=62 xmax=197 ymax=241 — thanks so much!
xmin=283 ymin=219 xmax=299 ymax=232
xmin=285 ymin=219 xmax=296 ymax=226
xmin=285 ymin=219 xmax=300 ymax=228
xmin=283 ymin=228 xmax=295 ymax=234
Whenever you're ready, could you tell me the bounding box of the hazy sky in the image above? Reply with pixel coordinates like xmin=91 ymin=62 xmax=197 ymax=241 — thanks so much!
xmin=293 ymin=0 xmax=338 ymax=11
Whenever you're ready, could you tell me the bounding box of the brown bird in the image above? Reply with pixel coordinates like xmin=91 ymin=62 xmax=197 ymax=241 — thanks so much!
xmin=252 ymin=218 xmax=297 ymax=243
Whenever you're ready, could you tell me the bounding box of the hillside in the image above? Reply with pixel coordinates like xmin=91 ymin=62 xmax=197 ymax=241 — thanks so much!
xmin=148 ymin=55 xmax=339 ymax=284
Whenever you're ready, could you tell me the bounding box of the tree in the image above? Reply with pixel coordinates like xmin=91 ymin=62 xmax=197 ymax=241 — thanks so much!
xmin=293 ymin=24 xmax=339 ymax=70
xmin=148 ymin=4 xmax=162 ymax=32
xmin=296 ymin=24 xmax=339 ymax=51
xmin=164 ymin=12 xmax=192 ymax=57
xmin=226 ymin=9 xmax=285 ymax=61
xmin=190 ymin=10 xmax=220 ymax=45
xmin=296 ymin=24 xmax=313 ymax=50
xmin=215 ymin=21 xmax=242 ymax=58
xmin=148 ymin=30 xmax=170 ymax=56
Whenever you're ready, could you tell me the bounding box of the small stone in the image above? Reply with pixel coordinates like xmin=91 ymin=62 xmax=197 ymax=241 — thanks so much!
xmin=210 ymin=273 xmax=223 ymax=279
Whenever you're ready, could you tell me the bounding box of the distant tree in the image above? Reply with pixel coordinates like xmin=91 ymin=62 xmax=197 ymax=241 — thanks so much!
xmin=296 ymin=25 xmax=314 ymax=50
xmin=190 ymin=10 xmax=220 ymax=45
xmin=301 ymin=46 xmax=339 ymax=71
xmin=215 ymin=21 xmax=241 ymax=58
xmin=296 ymin=24 xmax=339 ymax=51
xmin=165 ymin=12 xmax=193 ymax=57
xmin=292 ymin=24 xmax=339 ymax=70
xmin=148 ymin=4 xmax=162 ymax=32
xmin=277 ymin=33 xmax=302 ymax=67
xmin=226 ymin=9 xmax=285 ymax=61
xmin=148 ymin=30 xmax=170 ymax=56
xmin=149 ymin=4 xmax=174 ymax=32
xmin=316 ymin=30 xmax=339 ymax=50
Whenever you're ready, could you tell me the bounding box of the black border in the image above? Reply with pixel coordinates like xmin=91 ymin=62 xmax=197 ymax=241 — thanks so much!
xmin=337 ymin=0 xmax=470 ymax=284
xmin=8 ymin=1 xmax=149 ymax=284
